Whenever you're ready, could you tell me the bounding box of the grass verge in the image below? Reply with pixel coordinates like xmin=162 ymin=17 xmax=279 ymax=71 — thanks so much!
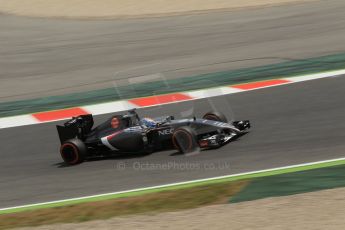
xmin=0 ymin=180 xmax=248 ymax=229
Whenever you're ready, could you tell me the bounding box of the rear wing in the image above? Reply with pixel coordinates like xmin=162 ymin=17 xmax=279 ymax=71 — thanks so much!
xmin=56 ymin=114 xmax=94 ymax=144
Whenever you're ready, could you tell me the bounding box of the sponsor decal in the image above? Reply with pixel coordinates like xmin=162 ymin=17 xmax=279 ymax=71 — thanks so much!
xmin=158 ymin=128 xmax=174 ymax=136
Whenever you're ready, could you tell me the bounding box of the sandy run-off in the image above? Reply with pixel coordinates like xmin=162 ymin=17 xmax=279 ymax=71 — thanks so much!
xmin=0 ymin=0 xmax=317 ymax=19
xmin=16 ymin=187 xmax=345 ymax=230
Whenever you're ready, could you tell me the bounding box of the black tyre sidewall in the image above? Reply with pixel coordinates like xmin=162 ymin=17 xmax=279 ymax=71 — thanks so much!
xmin=60 ymin=139 xmax=87 ymax=165
xmin=172 ymin=127 xmax=198 ymax=153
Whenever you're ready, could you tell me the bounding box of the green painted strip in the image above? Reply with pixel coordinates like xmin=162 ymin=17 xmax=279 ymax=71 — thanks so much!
xmin=231 ymin=164 xmax=345 ymax=203
xmin=1 ymin=158 xmax=345 ymax=215
xmin=1 ymin=52 xmax=345 ymax=117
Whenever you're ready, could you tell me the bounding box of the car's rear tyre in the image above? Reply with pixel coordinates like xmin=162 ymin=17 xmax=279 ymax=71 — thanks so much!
xmin=203 ymin=111 xmax=228 ymax=123
xmin=60 ymin=139 xmax=87 ymax=165
xmin=172 ymin=126 xmax=198 ymax=154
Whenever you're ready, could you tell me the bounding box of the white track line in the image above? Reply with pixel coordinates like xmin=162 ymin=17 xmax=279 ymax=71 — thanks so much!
xmin=1 ymin=157 xmax=345 ymax=212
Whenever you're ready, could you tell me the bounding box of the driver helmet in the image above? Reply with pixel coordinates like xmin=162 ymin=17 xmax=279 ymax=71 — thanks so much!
xmin=141 ymin=117 xmax=156 ymax=128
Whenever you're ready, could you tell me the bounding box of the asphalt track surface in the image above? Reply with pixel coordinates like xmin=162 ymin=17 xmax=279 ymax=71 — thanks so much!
xmin=1 ymin=76 xmax=345 ymax=208
xmin=1 ymin=0 xmax=345 ymax=101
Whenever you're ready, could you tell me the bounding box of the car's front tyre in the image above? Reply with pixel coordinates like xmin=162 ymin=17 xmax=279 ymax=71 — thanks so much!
xmin=172 ymin=126 xmax=199 ymax=154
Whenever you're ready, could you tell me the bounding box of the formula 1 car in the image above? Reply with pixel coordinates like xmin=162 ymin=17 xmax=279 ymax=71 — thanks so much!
xmin=57 ymin=109 xmax=250 ymax=165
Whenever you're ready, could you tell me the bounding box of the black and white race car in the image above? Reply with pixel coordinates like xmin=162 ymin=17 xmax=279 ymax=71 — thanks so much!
xmin=57 ymin=109 xmax=250 ymax=165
